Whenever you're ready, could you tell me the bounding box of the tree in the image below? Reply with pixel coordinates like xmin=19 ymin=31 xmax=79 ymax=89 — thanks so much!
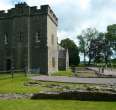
xmin=60 ymin=38 xmax=80 ymax=66
xmin=89 ymin=33 xmax=112 ymax=67
xmin=106 ymin=24 xmax=116 ymax=53
xmin=77 ymin=27 xmax=98 ymax=65
xmin=89 ymin=33 xmax=105 ymax=63
xmin=77 ymin=35 xmax=86 ymax=64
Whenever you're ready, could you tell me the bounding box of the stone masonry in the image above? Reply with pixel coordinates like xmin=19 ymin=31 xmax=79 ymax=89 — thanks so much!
xmin=0 ymin=2 xmax=58 ymax=74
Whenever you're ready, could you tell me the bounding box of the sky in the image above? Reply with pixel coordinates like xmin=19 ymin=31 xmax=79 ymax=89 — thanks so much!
xmin=1 ymin=0 xmax=116 ymax=45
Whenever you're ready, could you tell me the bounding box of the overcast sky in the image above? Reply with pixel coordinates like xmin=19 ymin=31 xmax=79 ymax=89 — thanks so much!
xmin=1 ymin=0 xmax=116 ymax=44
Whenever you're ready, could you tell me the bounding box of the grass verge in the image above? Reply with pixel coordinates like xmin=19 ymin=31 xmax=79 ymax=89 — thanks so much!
xmin=52 ymin=69 xmax=73 ymax=77
xmin=0 ymin=99 xmax=116 ymax=110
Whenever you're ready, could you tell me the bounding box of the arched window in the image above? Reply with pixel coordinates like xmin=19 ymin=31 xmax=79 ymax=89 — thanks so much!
xmin=35 ymin=32 xmax=40 ymax=43
xmin=52 ymin=57 xmax=55 ymax=67
xmin=51 ymin=34 xmax=54 ymax=45
xmin=4 ymin=33 xmax=8 ymax=45
xmin=19 ymin=32 xmax=23 ymax=41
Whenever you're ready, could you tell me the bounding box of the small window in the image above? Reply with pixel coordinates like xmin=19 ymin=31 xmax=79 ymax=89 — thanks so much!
xmin=52 ymin=57 xmax=55 ymax=67
xmin=19 ymin=32 xmax=23 ymax=41
xmin=4 ymin=33 xmax=8 ymax=45
xmin=19 ymin=9 xmax=24 ymax=14
xmin=51 ymin=34 xmax=54 ymax=45
xmin=35 ymin=32 xmax=40 ymax=43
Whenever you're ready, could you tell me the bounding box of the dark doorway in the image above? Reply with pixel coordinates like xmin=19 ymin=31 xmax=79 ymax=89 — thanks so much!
xmin=6 ymin=59 xmax=11 ymax=71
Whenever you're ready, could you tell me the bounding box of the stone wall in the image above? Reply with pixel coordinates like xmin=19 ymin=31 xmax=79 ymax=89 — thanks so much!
xmin=58 ymin=46 xmax=69 ymax=70
xmin=0 ymin=3 xmax=58 ymax=74
xmin=47 ymin=15 xmax=58 ymax=74
xmin=31 ymin=91 xmax=116 ymax=101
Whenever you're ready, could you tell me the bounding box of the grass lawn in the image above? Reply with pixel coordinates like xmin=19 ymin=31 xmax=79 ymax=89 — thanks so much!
xmin=0 ymin=73 xmax=88 ymax=93
xmin=0 ymin=73 xmax=44 ymax=93
xmin=0 ymin=99 xmax=116 ymax=110
xmin=0 ymin=73 xmax=115 ymax=93
xmin=52 ymin=70 xmax=73 ymax=77
xmin=52 ymin=68 xmax=98 ymax=78
xmin=0 ymin=73 xmax=116 ymax=110
xmin=76 ymin=71 xmax=97 ymax=77
xmin=0 ymin=73 xmax=87 ymax=93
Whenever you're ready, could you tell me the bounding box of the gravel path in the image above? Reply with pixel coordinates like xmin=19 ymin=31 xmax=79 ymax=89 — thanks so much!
xmin=32 ymin=76 xmax=116 ymax=85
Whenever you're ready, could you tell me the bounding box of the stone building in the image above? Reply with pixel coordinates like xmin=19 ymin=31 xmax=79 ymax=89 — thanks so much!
xmin=58 ymin=45 xmax=69 ymax=70
xmin=0 ymin=2 xmax=58 ymax=74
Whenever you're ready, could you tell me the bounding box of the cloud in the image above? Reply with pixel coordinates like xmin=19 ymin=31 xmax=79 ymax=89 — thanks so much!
xmin=1 ymin=0 xmax=116 ymax=44
xmin=78 ymin=0 xmax=91 ymax=11
xmin=56 ymin=0 xmax=116 ymax=40
xmin=0 ymin=0 xmax=11 ymax=10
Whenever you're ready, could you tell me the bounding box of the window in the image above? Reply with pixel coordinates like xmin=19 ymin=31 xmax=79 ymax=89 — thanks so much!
xmin=17 ymin=32 xmax=23 ymax=42
xmin=51 ymin=34 xmax=54 ymax=45
xmin=19 ymin=9 xmax=24 ymax=14
xmin=4 ymin=33 xmax=8 ymax=45
xmin=52 ymin=57 xmax=55 ymax=67
xmin=19 ymin=32 xmax=23 ymax=41
xmin=35 ymin=32 xmax=40 ymax=43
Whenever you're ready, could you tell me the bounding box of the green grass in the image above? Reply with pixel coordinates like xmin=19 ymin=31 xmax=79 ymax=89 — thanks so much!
xmin=0 ymin=73 xmax=115 ymax=93
xmin=78 ymin=64 xmax=86 ymax=67
xmin=76 ymin=72 xmax=97 ymax=77
xmin=0 ymin=73 xmax=105 ymax=93
xmin=52 ymin=70 xmax=73 ymax=77
xmin=0 ymin=73 xmax=44 ymax=93
xmin=0 ymin=73 xmax=116 ymax=110
xmin=0 ymin=99 xmax=116 ymax=110
xmin=0 ymin=73 xmax=86 ymax=93
xmin=52 ymin=69 xmax=97 ymax=78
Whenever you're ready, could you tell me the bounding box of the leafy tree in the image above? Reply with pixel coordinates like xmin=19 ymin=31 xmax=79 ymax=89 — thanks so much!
xmin=77 ymin=35 xmax=86 ymax=64
xmin=89 ymin=33 xmax=112 ymax=67
xmin=106 ymin=24 xmax=116 ymax=52
xmin=77 ymin=27 xmax=98 ymax=65
xmin=89 ymin=33 xmax=105 ymax=62
xmin=60 ymin=38 xmax=80 ymax=66
xmin=78 ymin=26 xmax=115 ymax=66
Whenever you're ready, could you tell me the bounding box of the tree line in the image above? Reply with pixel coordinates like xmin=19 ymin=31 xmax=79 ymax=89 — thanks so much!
xmin=60 ymin=25 xmax=116 ymax=67
xmin=77 ymin=26 xmax=116 ymax=66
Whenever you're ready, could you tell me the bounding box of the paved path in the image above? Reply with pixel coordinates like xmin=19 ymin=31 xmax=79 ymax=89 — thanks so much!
xmin=32 ymin=76 xmax=116 ymax=85
xmin=88 ymin=67 xmax=116 ymax=76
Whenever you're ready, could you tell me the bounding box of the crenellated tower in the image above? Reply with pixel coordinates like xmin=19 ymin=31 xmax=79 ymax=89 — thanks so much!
xmin=0 ymin=2 xmax=58 ymax=74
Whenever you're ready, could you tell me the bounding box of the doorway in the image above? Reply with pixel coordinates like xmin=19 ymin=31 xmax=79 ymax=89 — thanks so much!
xmin=6 ymin=59 xmax=11 ymax=71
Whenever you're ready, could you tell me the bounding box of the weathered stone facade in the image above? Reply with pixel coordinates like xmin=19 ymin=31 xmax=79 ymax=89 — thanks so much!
xmin=58 ymin=45 xmax=69 ymax=70
xmin=0 ymin=2 xmax=58 ymax=74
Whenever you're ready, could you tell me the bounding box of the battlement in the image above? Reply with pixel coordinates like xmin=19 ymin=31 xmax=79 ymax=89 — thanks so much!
xmin=0 ymin=10 xmax=6 ymax=17
xmin=0 ymin=10 xmax=5 ymax=14
xmin=15 ymin=2 xmax=28 ymax=8
xmin=0 ymin=2 xmax=58 ymax=25
xmin=40 ymin=5 xmax=58 ymax=25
